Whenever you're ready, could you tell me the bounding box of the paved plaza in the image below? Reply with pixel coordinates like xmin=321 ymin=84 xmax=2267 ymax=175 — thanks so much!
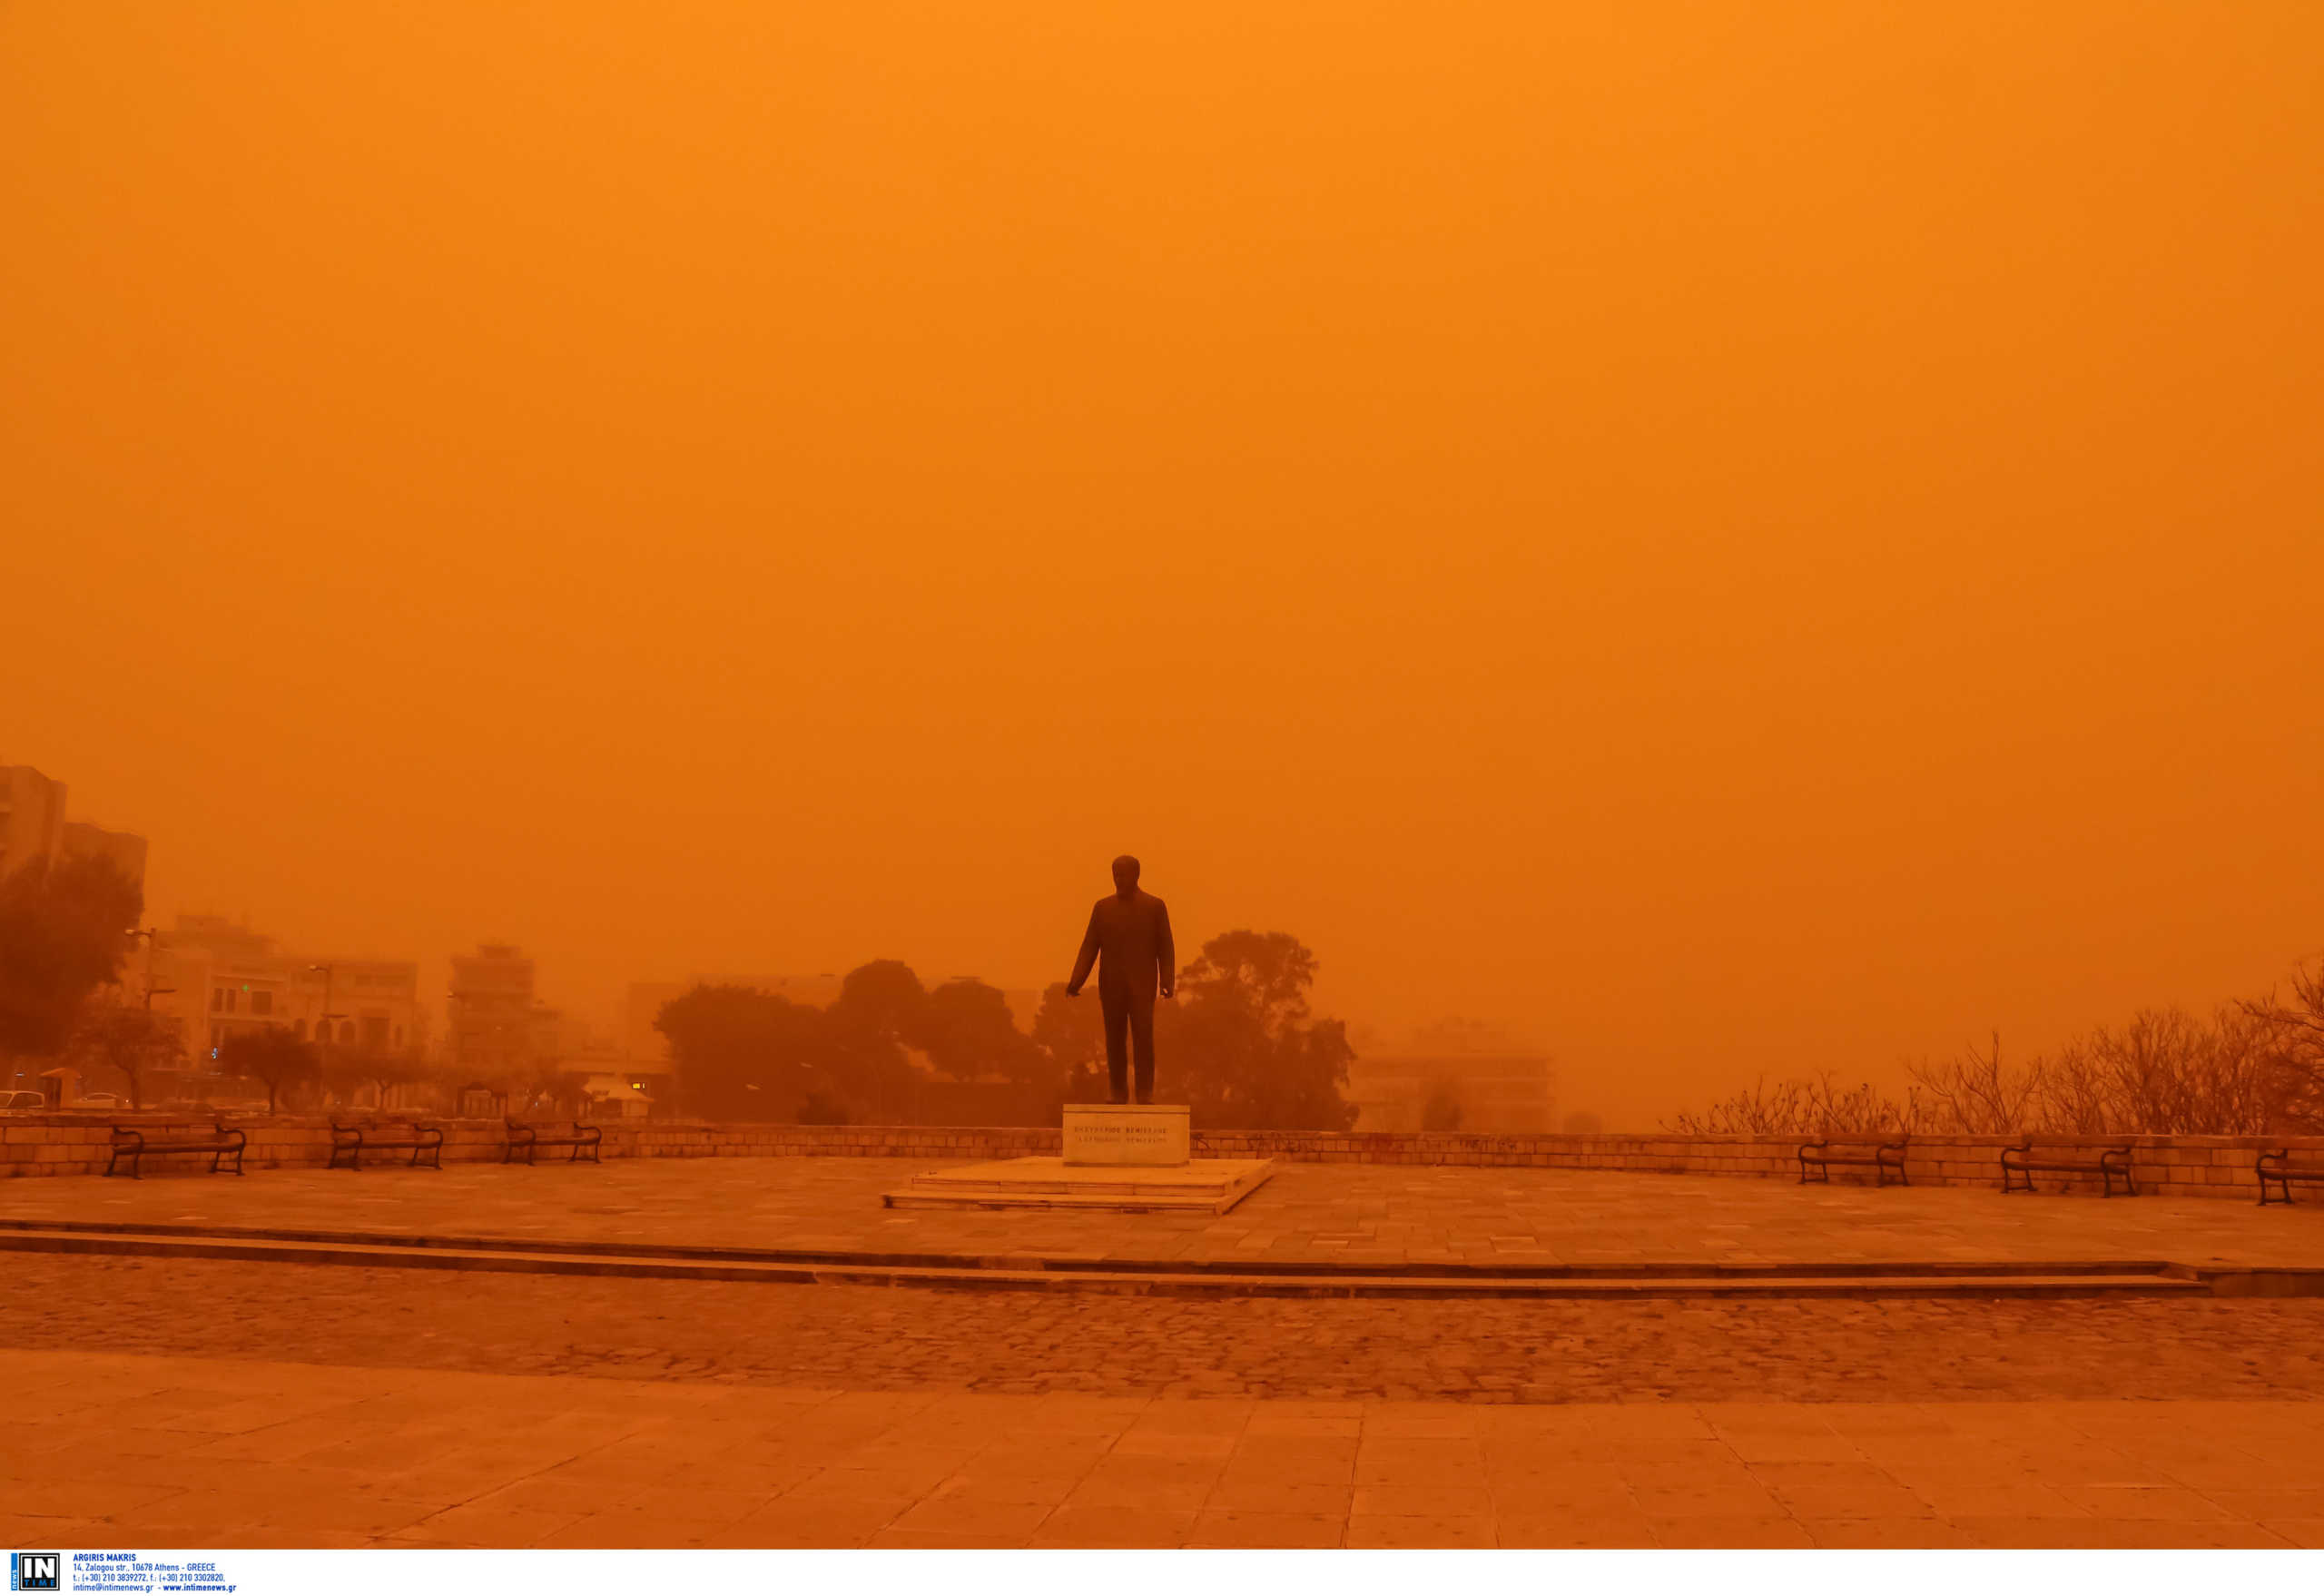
xmin=3 ymin=1348 xmax=2320 ymax=1549
xmin=5 ymin=1158 xmax=2324 ymax=1549
xmin=12 ymin=1156 xmax=2324 ymax=1270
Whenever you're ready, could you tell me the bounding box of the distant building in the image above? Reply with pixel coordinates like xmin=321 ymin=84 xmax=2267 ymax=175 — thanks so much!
xmin=307 ymin=960 xmax=425 ymax=1054
xmin=449 ymin=943 xmax=561 ymax=1075
xmin=0 ymin=763 xmax=145 ymax=893
xmin=0 ymin=765 xmax=67 ymax=881
xmin=151 ymin=914 xmax=421 ymax=1063
xmin=61 ymin=820 xmax=149 ymax=890
xmin=1344 ymin=1050 xmax=1557 ymax=1133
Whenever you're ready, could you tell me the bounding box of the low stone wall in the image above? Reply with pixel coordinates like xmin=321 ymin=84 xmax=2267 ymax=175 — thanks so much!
xmin=0 ymin=1116 xmax=1063 ymax=1179
xmin=1192 ymin=1128 xmax=2323 ymax=1202
xmin=3 ymin=1114 xmax=2318 ymax=1200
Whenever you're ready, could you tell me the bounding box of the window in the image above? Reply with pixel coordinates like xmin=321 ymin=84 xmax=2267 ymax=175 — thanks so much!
xmin=211 ymin=988 xmax=224 ymax=1012
xmin=251 ymin=990 xmax=272 ymax=1016
xmin=293 ymin=1020 xmax=307 ymax=1040
xmin=339 ymin=1020 xmax=356 ymax=1045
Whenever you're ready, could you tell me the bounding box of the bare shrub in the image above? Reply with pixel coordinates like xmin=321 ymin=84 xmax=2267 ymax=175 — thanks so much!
xmin=2182 ymin=1004 xmax=2280 ymax=1136
xmin=1678 ymin=959 xmax=2324 ymax=1139
xmin=2243 ymin=960 xmax=2324 ymax=1133
xmin=2031 ymin=1007 xmax=2278 ymax=1136
xmin=1666 ymin=1073 xmax=1917 ymax=1138
xmin=1905 ymin=1031 xmax=2043 ymax=1135
xmin=2034 ymin=1036 xmax=2112 ymax=1135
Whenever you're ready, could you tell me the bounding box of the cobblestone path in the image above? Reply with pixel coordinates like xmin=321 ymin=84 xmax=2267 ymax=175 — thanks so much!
xmin=15 ymin=1253 xmax=2324 ymax=1403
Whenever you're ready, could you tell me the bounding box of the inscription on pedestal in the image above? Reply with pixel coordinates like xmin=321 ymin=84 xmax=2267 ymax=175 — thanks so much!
xmin=1062 ymin=1103 xmax=1191 ymax=1167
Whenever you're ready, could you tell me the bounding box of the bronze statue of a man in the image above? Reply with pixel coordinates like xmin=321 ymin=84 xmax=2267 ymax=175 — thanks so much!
xmin=1065 ymin=854 xmax=1176 ymax=1105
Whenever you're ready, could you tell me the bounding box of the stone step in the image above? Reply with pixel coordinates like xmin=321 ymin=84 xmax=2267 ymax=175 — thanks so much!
xmin=0 ymin=1224 xmax=2267 ymax=1297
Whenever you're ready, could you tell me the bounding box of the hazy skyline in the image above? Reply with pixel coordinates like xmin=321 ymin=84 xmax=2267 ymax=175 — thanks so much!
xmin=6 ymin=5 xmax=2320 ymax=1127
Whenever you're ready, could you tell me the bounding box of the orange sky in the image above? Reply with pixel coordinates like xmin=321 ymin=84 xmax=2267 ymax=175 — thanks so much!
xmin=5 ymin=4 xmax=2319 ymax=1126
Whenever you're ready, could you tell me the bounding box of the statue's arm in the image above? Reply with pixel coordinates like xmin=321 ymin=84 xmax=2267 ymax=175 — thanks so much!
xmin=1156 ymin=900 xmax=1176 ymax=998
xmin=1066 ymin=906 xmax=1101 ymax=996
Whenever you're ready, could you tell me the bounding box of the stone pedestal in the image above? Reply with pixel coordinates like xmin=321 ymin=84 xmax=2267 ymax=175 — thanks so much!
xmin=1062 ymin=1103 xmax=1190 ymax=1167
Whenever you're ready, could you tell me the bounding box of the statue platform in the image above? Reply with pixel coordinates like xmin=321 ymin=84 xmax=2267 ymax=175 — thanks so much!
xmin=881 ymin=1155 xmax=1275 ymax=1214
xmin=885 ymin=1105 xmax=1269 ymax=1212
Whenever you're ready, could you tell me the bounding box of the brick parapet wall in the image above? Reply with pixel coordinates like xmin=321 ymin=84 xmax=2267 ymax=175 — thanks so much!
xmin=2 ymin=1114 xmax=2318 ymax=1199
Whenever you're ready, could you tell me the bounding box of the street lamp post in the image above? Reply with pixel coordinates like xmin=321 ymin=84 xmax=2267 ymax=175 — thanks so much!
xmin=123 ymin=927 xmax=174 ymax=1010
xmin=307 ymin=963 xmax=344 ymax=1055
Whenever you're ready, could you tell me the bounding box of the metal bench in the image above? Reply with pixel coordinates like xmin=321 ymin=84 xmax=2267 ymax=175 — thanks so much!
xmin=504 ymin=1118 xmax=602 ymax=1166
xmin=329 ymin=1119 xmax=445 ymax=1171
xmin=1797 ymin=1138 xmax=1909 ymax=1187
xmin=2256 ymin=1149 xmax=2324 ymax=1207
xmin=105 ymin=1119 xmax=246 ymax=1179
xmin=2001 ymin=1140 xmax=2137 ymax=1197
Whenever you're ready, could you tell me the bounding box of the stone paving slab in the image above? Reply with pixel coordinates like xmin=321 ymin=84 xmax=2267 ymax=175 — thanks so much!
xmin=11 ymin=1158 xmax=2324 ymax=1270
xmin=4 ymin=1349 xmax=2318 ymax=1549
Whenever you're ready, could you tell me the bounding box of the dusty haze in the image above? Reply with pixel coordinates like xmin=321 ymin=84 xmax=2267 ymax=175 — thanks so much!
xmin=5 ymin=4 xmax=2319 ymax=1128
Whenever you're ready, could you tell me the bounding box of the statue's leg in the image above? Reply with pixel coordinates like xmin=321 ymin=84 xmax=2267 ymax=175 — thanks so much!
xmin=1128 ymin=994 xmax=1157 ymax=1105
xmin=1100 ymin=989 xmax=1131 ymax=1104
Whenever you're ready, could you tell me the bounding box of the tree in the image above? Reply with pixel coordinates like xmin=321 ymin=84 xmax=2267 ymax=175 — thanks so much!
xmin=2245 ymin=961 xmax=2324 ymax=1132
xmin=658 ymin=947 xmax=1361 ymax=1130
xmin=0 ymin=855 xmax=144 ymax=1060
xmin=904 ymin=977 xmax=1053 ymax=1121
xmin=219 ymin=1027 xmax=320 ymax=1114
xmin=1031 ymin=980 xmax=1108 ymax=1102
xmin=818 ymin=961 xmax=925 ymax=1119
xmin=326 ymin=1046 xmax=430 ymax=1111
xmin=655 ymin=982 xmax=840 ymax=1121
xmin=1165 ymin=931 xmax=1357 ymax=1130
xmin=917 ymin=979 xmax=1044 ymax=1083
xmin=1178 ymin=931 xmax=1319 ymax=1029
xmin=513 ymin=1058 xmax=588 ymax=1118
xmin=71 ymin=1000 xmax=182 ymax=1110
xmin=1422 ymin=1077 xmax=1464 ymax=1131
xmin=828 ymin=959 xmax=925 ymax=1045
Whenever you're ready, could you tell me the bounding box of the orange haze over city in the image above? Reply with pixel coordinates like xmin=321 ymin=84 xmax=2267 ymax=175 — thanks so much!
xmin=5 ymin=4 xmax=2319 ymax=1128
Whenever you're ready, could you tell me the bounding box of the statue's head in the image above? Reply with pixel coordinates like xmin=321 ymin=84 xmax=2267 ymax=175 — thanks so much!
xmin=1111 ymin=854 xmax=1141 ymax=893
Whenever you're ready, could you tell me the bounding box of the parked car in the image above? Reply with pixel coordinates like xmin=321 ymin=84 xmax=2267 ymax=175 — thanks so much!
xmin=73 ymin=1092 xmax=123 ymax=1109
xmin=0 ymin=1090 xmax=47 ymax=1113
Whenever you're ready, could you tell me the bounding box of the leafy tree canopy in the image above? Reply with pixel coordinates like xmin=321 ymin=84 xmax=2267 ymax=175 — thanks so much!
xmin=1164 ymin=931 xmax=1355 ymax=1130
xmin=71 ymin=1000 xmax=182 ymax=1110
xmin=0 ymin=855 xmax=144 ymax=1059
xmin=654 ymin=939 xmax=1357 ymax=1131
xmin=218 ymin=1027 xmax=320 ymax=1114
xmin=916 ymin=977 xmax=1043 ymax=1085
